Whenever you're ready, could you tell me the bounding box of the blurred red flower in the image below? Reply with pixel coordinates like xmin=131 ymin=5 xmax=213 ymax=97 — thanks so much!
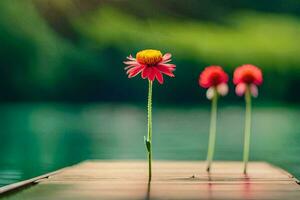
xmin=124 ymin=49 xmax=176 ymax=84
xmin=199 ymin=66 xmax=229 ymax=99
xmin=233 ymin=64 xmax=263 ymax=85
xmin=199 ymin=66 xmax=229 ymax=88
xmin=233 ymin=64 xmax=263 ymax=97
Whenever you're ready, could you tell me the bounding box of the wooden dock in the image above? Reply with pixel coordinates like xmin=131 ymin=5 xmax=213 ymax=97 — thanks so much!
xmin=1 ymin=161 xmax=300 ymax=200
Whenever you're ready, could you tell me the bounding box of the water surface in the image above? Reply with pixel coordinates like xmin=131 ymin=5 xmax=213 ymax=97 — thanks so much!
xmin=0 ymin=103 xmax=299 ymax=186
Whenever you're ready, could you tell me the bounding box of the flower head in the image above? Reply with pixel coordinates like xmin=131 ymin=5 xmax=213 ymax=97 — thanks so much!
xmin=233 ymin=64 xmax=263 ymax=97
xmin=199 ymin=66 xmax=229 ymax=99
xmin=199 ymin=66 xmax=229 ymax=88
xmin=124 ymin=49 xmax=176 ymax=84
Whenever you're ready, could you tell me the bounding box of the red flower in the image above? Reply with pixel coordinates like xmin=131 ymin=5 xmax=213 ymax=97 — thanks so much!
xmin=199 ymin=66 xmax=229 ymax=88
xmin=124 ymin=49 xmax=176 ymax=84
xmin=199 ymin=66 xmax=229 ymax=99
xmin=233 ymin=64 xmax=263 ymax=97
xmin=233 ymin=64 xmax=263 ymax=85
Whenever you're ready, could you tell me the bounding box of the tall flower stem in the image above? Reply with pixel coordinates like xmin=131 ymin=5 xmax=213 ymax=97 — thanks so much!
xmin=146 ymin=80 xmax=153 ymax=181
xmin=206 ymin=88 xmax=218 ymax=172
xmin=243 ymin=85 xmax=252 ymax=174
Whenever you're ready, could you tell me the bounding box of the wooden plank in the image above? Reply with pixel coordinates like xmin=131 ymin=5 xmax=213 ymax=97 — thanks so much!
xmin=1 ymin=161 xmax=300 ymax=200
xmin=0 ymin=168 xmax=63 ymax=194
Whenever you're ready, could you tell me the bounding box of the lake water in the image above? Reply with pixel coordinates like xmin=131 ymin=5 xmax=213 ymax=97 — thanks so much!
xmin=0 ymin=103 xmax=299 ymax=186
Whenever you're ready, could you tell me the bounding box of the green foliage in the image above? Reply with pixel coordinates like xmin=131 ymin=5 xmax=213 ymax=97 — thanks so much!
xmin=75 ymin=6 xmax=300 ymax=69
xmin=0 ymin=1 xmax=300 ymax=102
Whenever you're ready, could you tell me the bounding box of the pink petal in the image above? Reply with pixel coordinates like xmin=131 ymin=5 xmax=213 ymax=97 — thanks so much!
xmin=153 ymin=68 xmax=164 ymax=84
xmin=217 ymin=83 xmax=228 ymax=96
xmin=157 ymin=65 xmax=175 ymax=77
xmin=124 ymin=65 xmax=133 ymax=70
xmin=124 ymin=60 xmax=138 ymax=65
xmin=235 ymin=83 xmax=247 ymax=96
xmin=127 ymin=64 xmax=145 ymax=73
xmin=124 ymin=64 xmax=138 ymax=70
xmin=126 ymin=55 xmax=136 ymax=61
xmin=250 ymin=84 xmax=258 ymax=97
xmin=160 ymin=59 xmax=171 ymax=64
xmin=128 ymin=66 xmax=144 ymax=78
xmin=126 ymin=66 xmax=139 ymax=74
xmin=161 ymin=63 xmax=176 ymax=71
xmin=163 ymin=53 xmax=172 ymax=61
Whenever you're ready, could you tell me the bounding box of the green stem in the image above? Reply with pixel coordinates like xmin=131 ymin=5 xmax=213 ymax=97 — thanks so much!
xmin=206 ymin=88 xmax=218 ymax=172
xmin=147 ymin=80 xmax=153 ymax=181
xmin=243 ymin=85 xmax=252 ymax=174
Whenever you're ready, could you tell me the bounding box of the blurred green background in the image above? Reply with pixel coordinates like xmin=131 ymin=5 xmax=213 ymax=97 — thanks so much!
xmin=0 ymin=0 xmax=300 ymax=186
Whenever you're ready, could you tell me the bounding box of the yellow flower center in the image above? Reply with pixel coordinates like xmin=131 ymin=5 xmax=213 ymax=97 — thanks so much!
xmin=136 ymin=49 xmax=163 ymax=65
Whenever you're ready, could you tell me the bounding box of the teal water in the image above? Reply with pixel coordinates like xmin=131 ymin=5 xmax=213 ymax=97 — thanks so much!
xmin=0 ymin=103 xmax=299 ymax=186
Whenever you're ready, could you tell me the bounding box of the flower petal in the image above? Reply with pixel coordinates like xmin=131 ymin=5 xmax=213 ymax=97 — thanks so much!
xmin=162 ymin=64 xmax=176 ymax=71
xmin=250 ymin=84 xmax=258 ymax=97
xmin=142 ymin=67 xmax=152 ymax=79
xmin=157 ymin=65 xmax=175 ymax=77
xmin=128 ymin=66 xmax=144 ymax=78
xmin=126 ymin=66 xmax=139 ymax=74
xmin=124 ymin=60 xmax=139 ymax=65
xmin=160 ymin=59 xmax=171 ymax=64
xmin=126 ymin=55 xmax=136 ymax=61
xmin=235 ymin=83 xmax=247 ymax=96
xmin=206 ymin=87 xmax=215 ymax=100
xmin=153 ymin=68 xmax=164 ymax=84
xmin=163 ymin=53 xmax=172 ymax=61
xmin=148 ymin=68 xmax=156 ymax=81
xmin=217 ymin=83 xmax=228 ymax=96
xmin=125 ymin=65 xmax=138 ymax=70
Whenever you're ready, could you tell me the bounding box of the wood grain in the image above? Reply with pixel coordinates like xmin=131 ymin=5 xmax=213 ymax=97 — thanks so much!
xmin=1 ymin=161 xmax=300 ymax=200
